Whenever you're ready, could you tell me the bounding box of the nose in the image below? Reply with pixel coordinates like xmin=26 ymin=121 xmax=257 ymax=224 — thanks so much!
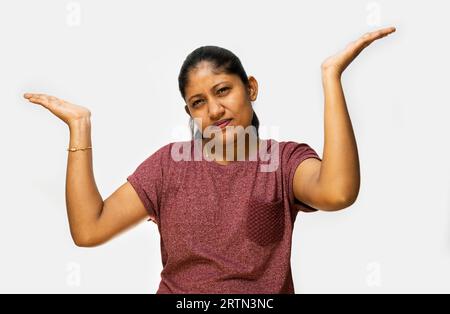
xmin=207 ymin=99 xmax=225 ymax=121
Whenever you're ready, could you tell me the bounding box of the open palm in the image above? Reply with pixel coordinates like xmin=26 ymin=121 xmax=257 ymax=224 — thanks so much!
xmin=321 ymin=26 xmax=396 ymax=76
xmin=24 ymin=93 xmax=91 ymax=128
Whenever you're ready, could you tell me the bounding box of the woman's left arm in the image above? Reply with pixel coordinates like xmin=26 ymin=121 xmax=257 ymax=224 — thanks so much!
xmin=293 ymin=26 xmax=396 ymax=211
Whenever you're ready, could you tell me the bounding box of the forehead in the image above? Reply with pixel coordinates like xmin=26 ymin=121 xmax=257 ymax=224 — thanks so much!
xmin=185 ymin=62 xmax=240 ymax=94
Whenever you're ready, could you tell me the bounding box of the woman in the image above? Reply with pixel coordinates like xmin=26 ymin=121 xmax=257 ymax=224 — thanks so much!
xmin=23 ymin=26 xmax=396 ymax=293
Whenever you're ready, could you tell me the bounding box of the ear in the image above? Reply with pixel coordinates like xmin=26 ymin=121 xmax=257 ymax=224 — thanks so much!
xmin=184 ymin=105 xmax=191 ymax=116
xmin=247 ymin=76 xmax=258 ymax=101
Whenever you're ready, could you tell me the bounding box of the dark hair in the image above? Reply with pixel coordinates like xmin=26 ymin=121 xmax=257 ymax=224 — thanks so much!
xmin=178 ymin=45 xmax=260 ymax=139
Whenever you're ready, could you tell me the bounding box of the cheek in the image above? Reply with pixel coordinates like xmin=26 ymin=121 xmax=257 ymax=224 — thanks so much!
xmin=227 ymin=96 xmax=252 ymax=120
xmin=237 ymin=104 xmax=253 ymax=126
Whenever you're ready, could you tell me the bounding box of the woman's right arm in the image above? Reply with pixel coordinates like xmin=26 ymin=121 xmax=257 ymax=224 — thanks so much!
xmin=24 ymin=93 xmax=149 ymax=247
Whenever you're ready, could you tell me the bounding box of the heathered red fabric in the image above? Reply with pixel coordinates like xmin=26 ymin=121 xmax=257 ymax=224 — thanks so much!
xmin=127 ymin=138 xmax=321 ymax=294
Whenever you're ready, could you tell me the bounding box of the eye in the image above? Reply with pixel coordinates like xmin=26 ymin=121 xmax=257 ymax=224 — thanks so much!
xmin=192 ymin=99 xmax=204 ymax=107
xmin=217 ymin=87 xmax=230 ymax=95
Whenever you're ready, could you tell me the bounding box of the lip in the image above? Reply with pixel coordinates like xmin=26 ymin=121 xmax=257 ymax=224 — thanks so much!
xmin=212 ymin=119 xmax=232 ymax=128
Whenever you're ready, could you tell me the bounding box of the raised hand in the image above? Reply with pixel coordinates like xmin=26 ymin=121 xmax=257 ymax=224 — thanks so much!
xmin=23 ymin=93 xmax=91 ymax=128
xmin=321 ymin=26 xmax=396 ymax=77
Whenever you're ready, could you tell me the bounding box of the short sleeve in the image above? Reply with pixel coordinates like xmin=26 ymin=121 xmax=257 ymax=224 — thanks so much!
xmin=281 ymin=141 xmax=322 ymax=213
xmin=127 ymin=144 xmax=169 ymax=223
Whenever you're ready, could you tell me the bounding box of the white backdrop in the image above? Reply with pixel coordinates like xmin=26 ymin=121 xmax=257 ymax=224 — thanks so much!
xmin=1 ymin=0 xmax=449 ymax=293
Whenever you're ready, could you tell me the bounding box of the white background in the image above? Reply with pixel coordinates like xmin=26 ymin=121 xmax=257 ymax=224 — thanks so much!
xmin=1 ymin=0 xmax=449 ymax=293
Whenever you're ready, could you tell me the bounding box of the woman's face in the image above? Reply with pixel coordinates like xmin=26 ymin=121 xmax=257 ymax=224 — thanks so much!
xmin=184 ymin=61 xmax=258 ymax=147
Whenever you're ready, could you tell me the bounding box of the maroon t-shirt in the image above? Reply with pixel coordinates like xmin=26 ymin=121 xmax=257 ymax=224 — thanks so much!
xmin=127 ymin=138 xmax=321 ymax=293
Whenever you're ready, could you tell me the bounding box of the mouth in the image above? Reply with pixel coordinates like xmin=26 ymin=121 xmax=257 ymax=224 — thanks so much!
xmin=212 ymin=119 xmax=232 ymax=129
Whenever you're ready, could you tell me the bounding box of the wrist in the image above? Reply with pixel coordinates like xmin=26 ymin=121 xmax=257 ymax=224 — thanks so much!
xmin=69 ymin=116 xmax=91 ymax=131
xmin=68 ymin=116 xmax=92 ymax=150
xmin=321 ymin=67 xmax=342 ymax=80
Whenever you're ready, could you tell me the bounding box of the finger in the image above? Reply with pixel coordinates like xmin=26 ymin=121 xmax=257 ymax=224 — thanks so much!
xmin=361 ymin=27 xmax=396 ymax=43
xmin=24 ymin=93 xmax=46 ymax=100
xmin=24 ymin=92 xmax=67 ymax=103
xmin=353 ymin=28 xmax=393 ymax=53
xmin=373 ymin=27 xmax=396 ymax=40
xmin=28 ymin=96 xmax=50 ymax=107
xmin=38 ymin=94 xmax=65 ymax=103
xmin=24 ymin=93 xmax=43 ymax=101
xmin=381 ymin=26 xmax=396 ymax=34
xmin=26 ymin=93 xmax=60 ymax=110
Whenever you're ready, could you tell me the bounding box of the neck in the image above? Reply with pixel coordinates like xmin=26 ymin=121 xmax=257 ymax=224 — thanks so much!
xmin=202 ymin=135 xmax=261 ymax=163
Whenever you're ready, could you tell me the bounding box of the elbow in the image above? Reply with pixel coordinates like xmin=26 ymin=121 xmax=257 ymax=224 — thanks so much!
xmin=323 ymin=191 xmax=359 ymax=212
xmin=73 ymin=237 xmax=96 ymax=248
xmin=71 ymin=232 xmax=102 ymax=248
xmin=315 ymin=176 xmax=360 ymax=211
xmin=335 ymin=194 xmax=358 ymax=210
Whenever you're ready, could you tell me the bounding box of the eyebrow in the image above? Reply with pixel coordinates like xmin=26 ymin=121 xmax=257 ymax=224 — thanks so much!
xmin=187 ymin=81 xmax=231 ymax=103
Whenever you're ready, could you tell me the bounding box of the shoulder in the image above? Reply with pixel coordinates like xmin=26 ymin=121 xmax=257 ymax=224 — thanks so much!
xmin=279 ymin=140 xmax=314 ymax=153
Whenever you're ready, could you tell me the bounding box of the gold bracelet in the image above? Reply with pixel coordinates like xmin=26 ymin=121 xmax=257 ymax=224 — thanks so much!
xmin=67 ymin=146 xmax=92 ymax=152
